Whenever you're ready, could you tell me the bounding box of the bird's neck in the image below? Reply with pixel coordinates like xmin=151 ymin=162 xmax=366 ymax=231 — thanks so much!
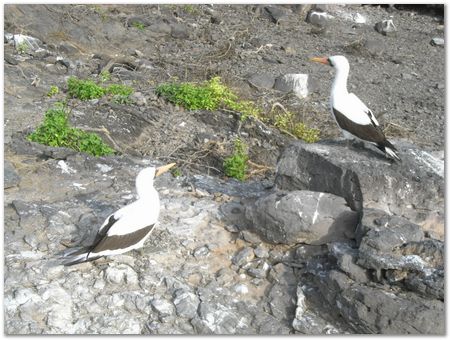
xmin=331 ymin=66 xmax=349 ymax=99
xmin=136 ymin=185 xmax=158 ymax=201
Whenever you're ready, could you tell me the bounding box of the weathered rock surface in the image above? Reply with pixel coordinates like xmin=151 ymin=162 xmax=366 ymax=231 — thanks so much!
xmin=4 ymin=3 xmax=444 ymax=336
xmin=293 ymin=207 xmax=444 ymax=335
xmin=245 ymin=190 xmax=358 ymax=245
xmin=275 ymin=140 xmax=444 ymax=234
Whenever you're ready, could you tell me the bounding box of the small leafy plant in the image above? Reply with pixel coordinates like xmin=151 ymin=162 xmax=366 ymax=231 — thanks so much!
xmin=67 ymin=77 xmax=105 ymax=100
xmin=132 ymin=21 xmax=145 ymax=30
xmin=16 ymin=41 xmax=29 ymax=54
xmin=156 ymin=77 xmax=261 ymax=120
xmin=273 ymin=109 xmax=320 ymax=143
xmin=99 ymin=70 xmax=111 ymax=83
xmin=170 ymin=166 xmax=182 ymax=178
xmin=67 ymin=76 xmax=134 ymax=102
xmin=105 ymin=84 xmax=134 ymax=97
xmin=223 ymin=138 xmax=248 ymax=181
xmin=28 ymin=103 xmax=115 ymax=157
xmin=47 ymin=85 xmax=59 ymax=97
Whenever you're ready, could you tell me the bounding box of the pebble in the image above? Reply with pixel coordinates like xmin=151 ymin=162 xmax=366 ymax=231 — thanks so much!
xmin=224 ymin=224 xmax=240 ymax=233
xmin=173 ymin=289 xmax=200 ymax=319
xmin=151 ymin=298 xmax=175 ymax=317
xmin=232 ymin=247 xmax=255 ymax=267
xmin=431 ymin=37 xmax=444 ymax=46
xmin=247 ymin=267 xmax=268 ymax=279
xmin=241 ymin=230 xmax=261 ymax=244
xmin=93 ymin=279 xmax=105 ymax=290
xmin=193 ymin=245 xmax=210 ymax=258
xmin=306 ymin=10 xmax=334 ymax=27
xmin=131 ymin=92 xmax=147 ymax=106
xmin=401 ymin=73 xmax=413 ymax=80
xmin=232 ymin=283 xmax=249 ymax=295
xmin=374 ymin=19 xmax=397 ymax=36
xmin=104 ymin=265 xmax=138 ymax=285
xmin=254 ymin=245 xmax=269 ymax=258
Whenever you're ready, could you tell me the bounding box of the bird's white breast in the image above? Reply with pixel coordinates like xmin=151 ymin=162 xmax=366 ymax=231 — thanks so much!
xmin=331 ymin=92 xmax=374 ymax=126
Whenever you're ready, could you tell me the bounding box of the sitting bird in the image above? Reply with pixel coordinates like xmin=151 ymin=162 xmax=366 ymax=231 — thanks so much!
xmin=310 ymin=55 xmax=400 ymax=161
xmin=59 ymin=163 xmax=176 ymax=266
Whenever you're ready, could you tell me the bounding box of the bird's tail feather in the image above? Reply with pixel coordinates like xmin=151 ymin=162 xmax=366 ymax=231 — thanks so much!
xmin=377 ymin=140 xmax=401 ymax=162
xmin=57 ymin=246 xmax=98 ymax=266
xmin=385 ymin=146 xmax=401 ymax=161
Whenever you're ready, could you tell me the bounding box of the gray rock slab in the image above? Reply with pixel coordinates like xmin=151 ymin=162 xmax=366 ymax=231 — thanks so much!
xmin=5 ymin=160 xmax=20 ymax=188
xmin=275 ymin=140 xmax=444 ymax=228
xmin=245 ymin=190 xmax=358 ymax=245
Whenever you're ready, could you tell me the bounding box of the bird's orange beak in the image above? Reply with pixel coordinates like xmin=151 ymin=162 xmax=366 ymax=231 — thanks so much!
xmin=155 ymin=163 xmax=176 ymax=177
xmin=310 ymin=57 xmax=329 ymax=65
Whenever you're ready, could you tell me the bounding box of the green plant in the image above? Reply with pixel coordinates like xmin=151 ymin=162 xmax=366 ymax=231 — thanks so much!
xmin=156 ymin=77 xmax=261 ymax=120
xmin=273 ymin=109 xmax=320 ymax=143
xmin=223 ymin=138 xmax=248 ymax=181
xmin=293 ymin=122 xmax=320 ymax=143
xmin=170 ymin=167 xmax=182 ymax=178
xmin=112 ymin=94 xmax=133 ymax=105
xmin=183 ymin=4 xmax=200 ymax=15
xmin=105 ymin=84 xmax=134 ymax=97
xmin=100 ymin=70 xmax=111 ymax=83
xmin=16 ymin=42 xmax=29 ymax=54
xmin=47 ymin=85 xmax=59 ymax=97
xmin=67 ymin=77 xmax=105 ymax=100
xmin=66 ymin=77 xmax=134 ymax=103
xmin=132 ymin=21 xmax=145 ymax=30
xmin=27 ymin=103 xmax=115 ymax=156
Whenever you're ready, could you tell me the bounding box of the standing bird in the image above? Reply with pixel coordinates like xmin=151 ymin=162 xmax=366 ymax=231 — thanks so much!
xmin=310 ymin=55 xmax=400 ymax=161
xmin=60 ymin=163 xmax=176 ymax=266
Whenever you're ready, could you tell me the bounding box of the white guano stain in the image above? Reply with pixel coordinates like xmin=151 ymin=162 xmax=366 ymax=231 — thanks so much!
xmin=312 ymin=193 xmax=323 ymax=224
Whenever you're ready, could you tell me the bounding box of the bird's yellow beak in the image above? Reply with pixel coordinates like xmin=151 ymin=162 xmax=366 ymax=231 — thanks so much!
xmin=310 ymin=57 xmax=329 ymax=65
xmin=155 ymin=163 xmax=176 ymax=177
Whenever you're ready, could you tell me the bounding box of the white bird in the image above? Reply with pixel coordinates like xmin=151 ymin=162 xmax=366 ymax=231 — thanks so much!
xmin=310 ymin=55 xmax=400 ymax=161
xmin=60 ymin=163 xmax=176 ymax=266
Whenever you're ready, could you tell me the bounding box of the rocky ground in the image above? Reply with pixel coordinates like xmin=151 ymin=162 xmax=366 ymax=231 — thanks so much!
xmin=4 ymin=4 xmax=445 ymax=335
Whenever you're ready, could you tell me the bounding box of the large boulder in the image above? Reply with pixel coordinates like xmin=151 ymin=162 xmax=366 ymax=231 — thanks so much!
xmin=245 ymin=190 xmax=358 ymax=245
xmin=275 ymin=140 xmax=444 ymax=236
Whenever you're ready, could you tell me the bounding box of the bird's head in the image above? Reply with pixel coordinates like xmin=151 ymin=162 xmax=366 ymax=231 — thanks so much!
xmin=135 ymin=163 xmax=176 ymax=196
xmin=310 ymin=55 xmax=349 ymax=70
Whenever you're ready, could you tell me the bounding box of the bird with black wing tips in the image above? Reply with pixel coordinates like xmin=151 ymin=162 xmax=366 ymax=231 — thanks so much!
xmin=311 ymin=55 xmax=401 ymax=161
xmin=59 ymin=163 xmax=176 ymax=266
